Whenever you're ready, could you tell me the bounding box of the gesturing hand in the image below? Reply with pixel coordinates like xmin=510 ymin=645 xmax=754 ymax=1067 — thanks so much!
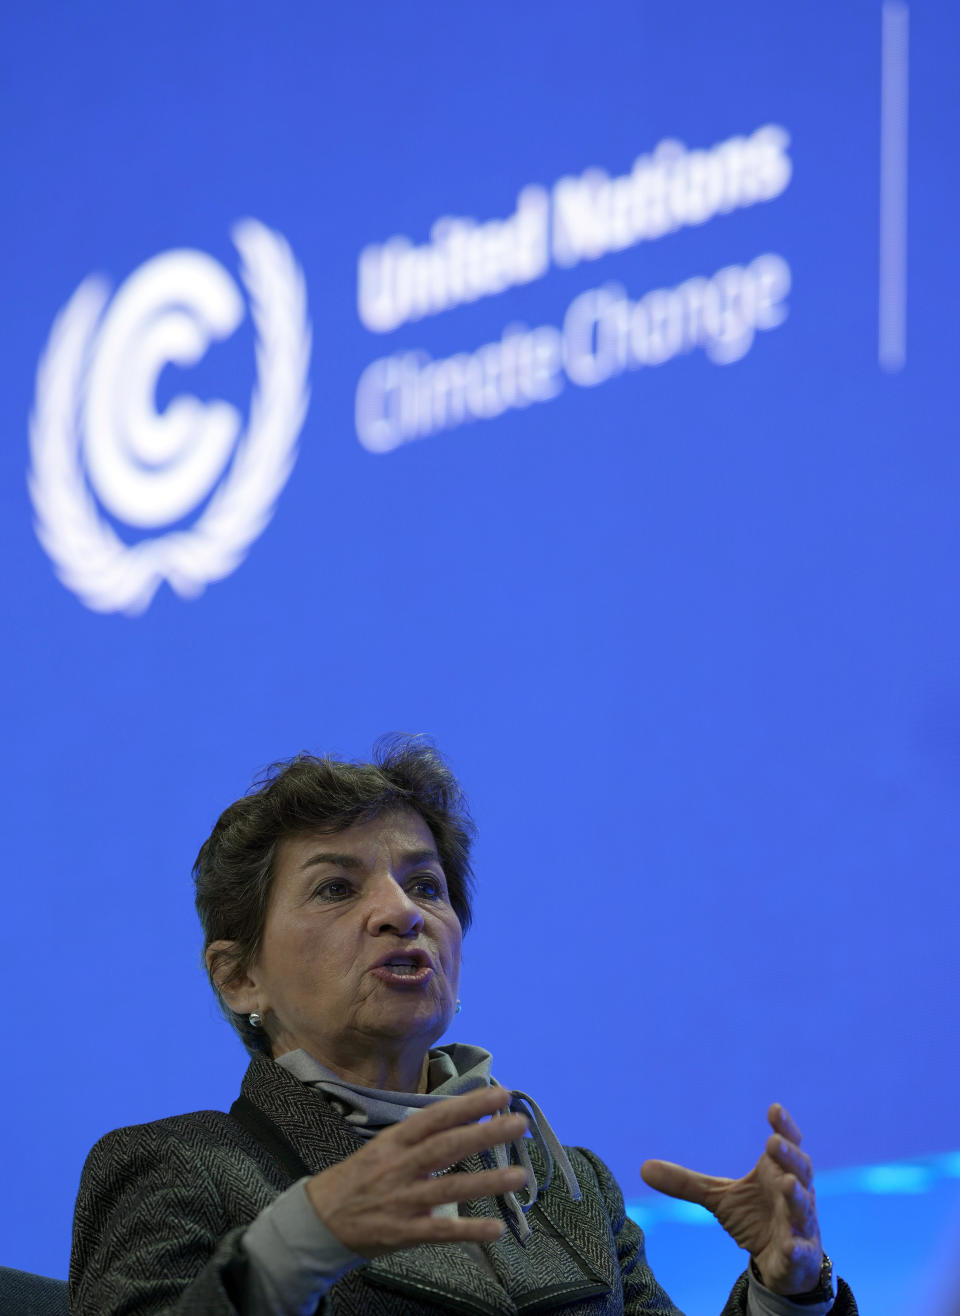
xmin=641 ymin=1104 xmax=823 ymax=1297
xmin=305 ymin=1085 xmax=528 ymax=1258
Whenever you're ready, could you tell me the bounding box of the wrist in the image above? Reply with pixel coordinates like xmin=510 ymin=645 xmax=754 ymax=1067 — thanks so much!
xmin=750 ymin=1254 xmax=835 ymax=1306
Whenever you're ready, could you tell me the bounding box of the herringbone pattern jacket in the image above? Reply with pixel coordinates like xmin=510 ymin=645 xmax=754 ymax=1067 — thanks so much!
xmin=70 ymin=1054 xmax=858 ymax=1315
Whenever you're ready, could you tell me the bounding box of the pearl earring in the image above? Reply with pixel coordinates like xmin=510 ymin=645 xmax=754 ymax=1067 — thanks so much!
xmin=455 ymin=999 xmax=462 ymax=1015
xmin=248 ymin=1012 xmax=263 ymax=1028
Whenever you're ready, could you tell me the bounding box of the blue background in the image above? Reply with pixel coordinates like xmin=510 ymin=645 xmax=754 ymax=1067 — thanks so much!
xmin=2 ymin=1 xmax=958 ymax=1307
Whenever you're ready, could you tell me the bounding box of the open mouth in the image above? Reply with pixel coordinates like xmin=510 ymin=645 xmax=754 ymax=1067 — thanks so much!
xmin=382 ymin=959 xmax=423 ymax=976
xmin=371 ymin=951 xmax=434 ymax=987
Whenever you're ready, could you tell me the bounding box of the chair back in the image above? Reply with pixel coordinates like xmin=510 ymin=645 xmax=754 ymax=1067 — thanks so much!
xmin=0 ymin=1266 xmax=70 ymax=1316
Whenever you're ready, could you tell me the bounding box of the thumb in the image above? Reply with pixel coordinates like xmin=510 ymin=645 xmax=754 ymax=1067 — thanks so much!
xmin=641 ymin=1158 xmax=730 ymax=1210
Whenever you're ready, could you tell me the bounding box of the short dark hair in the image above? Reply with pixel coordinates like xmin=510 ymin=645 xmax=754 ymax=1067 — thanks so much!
xmin=194 ymin=735 xmax=476 ymax=1056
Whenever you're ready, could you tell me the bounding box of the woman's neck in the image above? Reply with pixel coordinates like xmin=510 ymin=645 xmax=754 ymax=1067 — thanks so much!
xmin=273 ymin=1041 xmax=431 ymax=1093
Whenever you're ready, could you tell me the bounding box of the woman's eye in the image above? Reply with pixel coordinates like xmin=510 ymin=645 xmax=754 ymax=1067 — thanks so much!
xmin=315 ymin=880 xmax=351 ymax=901
xmin=412 ymin=875 xmax=443 ymax=899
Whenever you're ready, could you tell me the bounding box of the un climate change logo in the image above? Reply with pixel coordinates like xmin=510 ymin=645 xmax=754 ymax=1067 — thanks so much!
xmin=29 ymin=220 xmax=311 ymax=615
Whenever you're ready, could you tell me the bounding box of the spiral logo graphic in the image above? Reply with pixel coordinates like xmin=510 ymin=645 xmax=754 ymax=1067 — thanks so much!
xmin=28 ymin=219 xmax=311 ymax=615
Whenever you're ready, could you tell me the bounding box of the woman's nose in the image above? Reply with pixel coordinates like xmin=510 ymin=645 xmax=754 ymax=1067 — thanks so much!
xmin=365 ymin=877 xmax=424 ymax=937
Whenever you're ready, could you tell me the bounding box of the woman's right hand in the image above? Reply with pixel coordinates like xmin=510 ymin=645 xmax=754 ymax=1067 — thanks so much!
xmin=304 ymin=1085 xmax=529 ymax=1257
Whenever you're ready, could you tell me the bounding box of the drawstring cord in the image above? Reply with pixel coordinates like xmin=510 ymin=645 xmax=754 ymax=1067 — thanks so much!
xmin=491 ymin=1087 xmax=582 ymax=1242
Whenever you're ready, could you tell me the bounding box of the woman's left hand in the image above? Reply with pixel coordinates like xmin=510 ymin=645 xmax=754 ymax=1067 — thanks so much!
xmin=641 ymin=1103 xmax=823 ymax=1297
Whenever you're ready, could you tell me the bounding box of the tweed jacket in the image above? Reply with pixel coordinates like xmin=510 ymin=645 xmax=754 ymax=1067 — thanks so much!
xmin=70 ymin=1054 xmax=858 ymax=1316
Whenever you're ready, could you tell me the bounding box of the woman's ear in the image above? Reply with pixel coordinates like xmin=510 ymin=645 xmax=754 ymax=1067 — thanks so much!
xmin=205 ymin=941 xmax=259 ymax=1016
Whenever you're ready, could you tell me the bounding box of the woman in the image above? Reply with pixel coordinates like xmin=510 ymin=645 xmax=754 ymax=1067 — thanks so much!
xmin=70 ymin=738 xmax=857 ymax=1314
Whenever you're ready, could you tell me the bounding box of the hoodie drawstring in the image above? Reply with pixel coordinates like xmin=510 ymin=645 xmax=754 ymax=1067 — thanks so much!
xmin=492 ymin=1087 xmax=582 ymax=1242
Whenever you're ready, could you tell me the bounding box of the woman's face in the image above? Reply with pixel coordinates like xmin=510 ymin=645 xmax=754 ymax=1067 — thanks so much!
xmin=241 ymin=807 xmax=463 ymax=1087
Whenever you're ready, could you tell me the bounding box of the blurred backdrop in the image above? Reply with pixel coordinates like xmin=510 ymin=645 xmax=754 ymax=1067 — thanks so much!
xmin=3 ymin=2 xmax=958 ymax=1309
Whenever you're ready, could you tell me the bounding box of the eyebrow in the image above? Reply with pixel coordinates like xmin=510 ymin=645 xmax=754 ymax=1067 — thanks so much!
xmin=298 ymin=847 xmax=442 ymax=873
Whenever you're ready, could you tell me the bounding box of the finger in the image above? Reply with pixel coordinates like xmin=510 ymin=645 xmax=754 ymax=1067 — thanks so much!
xmin=410 ymin=1112 xmax=529 ymax=1174
xmin=766 ymin=1133 xmax=813 ymax=1188
xmin=790 ymin=1180 xmax=819 ymax=1239
xmin=640 ymin=1159 xmax=731 ymax=1210
xmin=392 ymin=1086 xmax=514 ymax=1146
xmin=411 ymin=1165 xmax=529 ymax=1208
xmin=768 ymin=1103 xmax=803 ymax=1146
xmin=778 ymin=1174 xmax=818 ymax=1238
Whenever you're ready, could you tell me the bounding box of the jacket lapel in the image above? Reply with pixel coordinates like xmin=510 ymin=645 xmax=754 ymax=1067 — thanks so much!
xmin=461 ymin=1150 xmax=612 ymax=1314
xmin=240 ymin=1052 xmax=367 ymax=1171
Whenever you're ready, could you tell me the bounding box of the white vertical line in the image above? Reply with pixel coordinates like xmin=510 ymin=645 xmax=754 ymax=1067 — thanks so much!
xmin=879 ymin=2 xmax=909 ymax=371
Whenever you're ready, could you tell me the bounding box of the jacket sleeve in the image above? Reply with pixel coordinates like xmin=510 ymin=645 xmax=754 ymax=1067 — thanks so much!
xmin=69 ymin=1122 xmax=255 ymax=1316
xmin=723 ymin=1273 xmax=859 ymax=1316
